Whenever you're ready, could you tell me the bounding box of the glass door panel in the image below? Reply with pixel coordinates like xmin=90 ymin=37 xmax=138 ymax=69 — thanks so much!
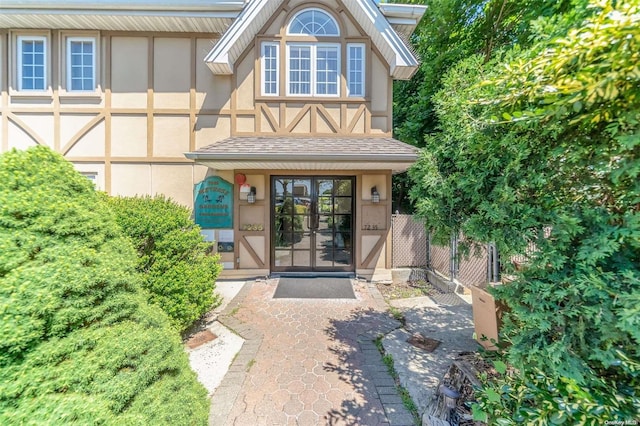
xmin=271 ymin=176 xmax=354 ymax=272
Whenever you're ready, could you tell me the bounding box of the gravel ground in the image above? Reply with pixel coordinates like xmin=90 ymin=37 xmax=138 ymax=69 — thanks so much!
xmin=187 ymin=321 xmax=244 ymax=396
xmin=186 ymin=281 xmax=246 ymax=396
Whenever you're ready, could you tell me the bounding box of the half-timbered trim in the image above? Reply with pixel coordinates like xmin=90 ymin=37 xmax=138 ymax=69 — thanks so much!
xmin=0 ymin=0 xmax=426 ymax=279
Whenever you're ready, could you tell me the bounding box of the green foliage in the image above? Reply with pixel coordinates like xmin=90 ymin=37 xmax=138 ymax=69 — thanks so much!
xmin=275 ymin=198 xmax=305 ymax=245
xmin=473 ymin=355 xmax=639 ymax=424
xmin=392 ymin=0 xmax=591 ymax=212
xmin=406 ymin=0 xmax=640 ymax=422
xmin=108 ymin=196 xmax=222 ymax=331
xmin=0 ymin=146 xmax=208 ymax=424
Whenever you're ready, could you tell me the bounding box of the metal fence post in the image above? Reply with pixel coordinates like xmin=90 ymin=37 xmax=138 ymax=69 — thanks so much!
xmin=391 ymin=214 xmax=395 ymax=268
xmin=426 ymin=231 xmax=431 ymax=269
xmin=450 ymin=233 xmax=459 ymax=280
xmin=487 ymin=243 xmax=500 ymax=282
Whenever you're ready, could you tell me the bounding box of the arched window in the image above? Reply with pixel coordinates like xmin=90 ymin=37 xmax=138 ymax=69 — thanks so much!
xmin=260 ymin=8 xmax=365 ymax=98
xmin=287 ymin=9 xmax=340 ymax=36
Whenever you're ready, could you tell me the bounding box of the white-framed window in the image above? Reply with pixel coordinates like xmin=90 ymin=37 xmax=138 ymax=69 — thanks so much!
xmin=80 ymin=171 xmax=98 ymax=187
xmin=66 ymin=37 xmax=96 ymax=91
xmin=260 ymin=8 xmax=358 ymax=98
xmin=17 ymin=35 xmax=47 ymax=91
xmin=347 ymin=43 xmax=365 ymax=97
xmin=261 ymin=42 xmax=279 ymax=96
xmin=287 ymin=8 xmax=339 ymax=36
xmin=288 ymin=44 xmax=311 ymax=95
xmin=315 ymin=45 xmax=339 ymax=95
xmin=287 ymin=43 xmax=340 ymax=96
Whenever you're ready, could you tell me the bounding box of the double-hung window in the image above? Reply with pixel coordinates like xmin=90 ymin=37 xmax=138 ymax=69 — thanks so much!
xmin=287 ymin=43 xmax=339 ymax=96
xmin=286 ymin=9 xmax=340 ymax=97
xmin=67 ymin=37 xmax=96 ymax=92
xmin=315 ymin=45 xmax=339 ymax=95
xmin=261 ymin=42 xmax=279 ymax=96
xmin=347 ymin=43 xmax=365 ymax=97
xmin=18 ymin=36 xmax=47 ymax=91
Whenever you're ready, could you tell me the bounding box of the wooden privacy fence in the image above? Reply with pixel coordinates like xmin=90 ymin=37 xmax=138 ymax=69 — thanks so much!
xmin=391 ymin=214 xmax=498 ymax=288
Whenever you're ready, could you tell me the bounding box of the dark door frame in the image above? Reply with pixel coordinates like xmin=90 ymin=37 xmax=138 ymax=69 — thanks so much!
xmin=270 ymin=175 xmax=355 ymax=273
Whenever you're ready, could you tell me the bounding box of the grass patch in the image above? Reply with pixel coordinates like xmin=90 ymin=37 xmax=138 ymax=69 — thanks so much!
xmin=374 ymin=338 xmax=420 ymax=424
xmin=389 ymin=306 xmax=405 ymax=323
xmin=228 ymin=306 xmax=240 ymax=316
xmin=246 ymin=359 xmax=256 ymax=372
xmin=377 ymin=278 xmax=436 ymax=301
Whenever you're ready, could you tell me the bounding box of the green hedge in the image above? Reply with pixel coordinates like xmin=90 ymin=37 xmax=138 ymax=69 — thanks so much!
xmin=0 ymin=147 xmax=208 ymax=425
xmin=107 ymin=196 xmax=222 ymax=331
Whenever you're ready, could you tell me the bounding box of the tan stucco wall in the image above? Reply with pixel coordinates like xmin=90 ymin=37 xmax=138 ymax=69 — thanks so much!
xmin=0 ymin=31 xmax=231 ymax=208
xmin=229 ymin=0 xmax=394 ymax=137
xmin=0 ymin=1 xmax=400 ymax=276
xmin=218 ymin=169 xmax=392 ymax=276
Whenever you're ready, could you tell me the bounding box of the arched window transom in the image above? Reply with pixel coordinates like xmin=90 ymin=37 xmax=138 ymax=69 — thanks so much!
xmin=287 ymin=9 xmax=339 ymax=36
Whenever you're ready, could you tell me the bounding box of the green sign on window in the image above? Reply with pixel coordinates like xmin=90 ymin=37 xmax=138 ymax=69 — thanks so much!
xmin=194 ymin=176 xmax=233 ymax=229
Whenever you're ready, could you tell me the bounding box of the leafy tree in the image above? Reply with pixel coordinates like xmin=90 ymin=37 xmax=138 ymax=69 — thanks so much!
xmin=0 ymin=147 xmax=208 ymax=424
xmin=107 ymin=196 xmax=222 ymax=332
xmin=391 ymin=0 xmax=589 ymax=212
xmin=408 ymin=0 xmax=639 ymax=422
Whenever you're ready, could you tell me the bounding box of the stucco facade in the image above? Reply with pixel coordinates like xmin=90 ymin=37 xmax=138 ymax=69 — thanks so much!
xmin=0 ymin=0 xmax=425 ymax=278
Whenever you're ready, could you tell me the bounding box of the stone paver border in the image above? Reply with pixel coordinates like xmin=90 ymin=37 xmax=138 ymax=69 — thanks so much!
xmin=360 ymin=281 xmax=416 ymax=426
xmin=209 ymin=281 xmax=263 ymax=426
xmin=209 ymin=279 xmax=417 ymax=426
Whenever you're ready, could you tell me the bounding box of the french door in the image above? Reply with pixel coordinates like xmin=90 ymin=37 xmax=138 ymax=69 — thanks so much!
xmin=271 ymin=176 xmax=354 ymax=272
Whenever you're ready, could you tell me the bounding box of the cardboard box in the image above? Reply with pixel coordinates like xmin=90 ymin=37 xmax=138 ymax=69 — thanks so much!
xmin=471 ymin=284 xmax=504 ymax=350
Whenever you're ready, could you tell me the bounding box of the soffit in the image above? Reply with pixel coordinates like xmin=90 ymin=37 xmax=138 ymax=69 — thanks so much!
xmin=378 ymin=3 xmax=426 ymax=39
xmin=204 ymin=0 xmax=286 ymax=75
xmin=0 ymin=1 xmax=245 ymax=33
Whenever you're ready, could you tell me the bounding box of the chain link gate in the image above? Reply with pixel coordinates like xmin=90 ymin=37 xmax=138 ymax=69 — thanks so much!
xmin=391 ymin=215 xmax=502 ymax=288
xmin=391 ymin=214 xmax=428 ymax=268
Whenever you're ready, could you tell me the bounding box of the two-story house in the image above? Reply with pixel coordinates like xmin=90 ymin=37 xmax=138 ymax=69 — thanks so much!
xmin=0 ymin=0 xmax=425 ymax=279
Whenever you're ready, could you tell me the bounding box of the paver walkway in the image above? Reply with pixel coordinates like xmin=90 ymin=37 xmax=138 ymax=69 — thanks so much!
xmin=211 ymin=278 xmax=415 ymax=426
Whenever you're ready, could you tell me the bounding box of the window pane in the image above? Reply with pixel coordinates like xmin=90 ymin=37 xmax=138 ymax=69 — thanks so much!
xmin=347 ymin=44 xmax=364 ymax=97
xmin=262 ymin=43 xmax=279 ymax=95
xmin=20 ymin=39 xmax=46 ymax=90
xmin=288 ymin=9 xmax=339 ymax=36
xmin=316 ymin=46 xmax=338 ymax=95
xmin=289 ymin=46 xmax=311 ymax=95
xmin=68 ymin=40 xmax=94 ymax=91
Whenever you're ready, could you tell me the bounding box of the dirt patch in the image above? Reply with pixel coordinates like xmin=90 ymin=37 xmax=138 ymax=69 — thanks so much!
xmin=407 ymin=332 xmax=441 ymax=352
xmin=445 ymin=352 xmax=500 ymax=425
xmin=186 ymin=330 xmax=218 ymax=349
xmin=376 ymin=279 xmax=436 ymax=300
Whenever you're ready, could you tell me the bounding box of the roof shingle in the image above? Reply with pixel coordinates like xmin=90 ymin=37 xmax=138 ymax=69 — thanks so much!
xmin=190 ymin=136 xmax=419 ymax=158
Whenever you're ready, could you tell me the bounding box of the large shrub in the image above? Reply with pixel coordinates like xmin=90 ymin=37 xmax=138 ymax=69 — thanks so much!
xmin=0 ymin=147 xmax=208 ymax=424
xmin=408 ymin=0 xmax=639 ymax=422
xmin=107 ymin=196 xmax=222 ymax=331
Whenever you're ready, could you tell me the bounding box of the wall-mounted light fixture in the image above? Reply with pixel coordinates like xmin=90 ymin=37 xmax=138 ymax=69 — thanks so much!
xmin=371 ymin=186 xmax=380 ymax=203
xmin=247 ymin=186 xmax=256 ymax=204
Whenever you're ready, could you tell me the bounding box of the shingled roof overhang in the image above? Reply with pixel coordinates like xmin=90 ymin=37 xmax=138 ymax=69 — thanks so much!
xmin=0 ymin=0 xmax=245 ymax=33
xmin=185 ymin=137 xmax=419 ymax=173
xmin=204 ymin=0 xmax=426 ymax=80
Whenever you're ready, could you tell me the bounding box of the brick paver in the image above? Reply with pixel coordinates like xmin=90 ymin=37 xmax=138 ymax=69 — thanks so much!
xmin=211 ymin=278 xmax=415 ymax=426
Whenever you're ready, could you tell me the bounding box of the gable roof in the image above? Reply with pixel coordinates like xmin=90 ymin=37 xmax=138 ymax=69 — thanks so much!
xmin=204 ymin=0 xmax=426 ymax=80
xmin=0 ymin=0 xmax=245 ymax=33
